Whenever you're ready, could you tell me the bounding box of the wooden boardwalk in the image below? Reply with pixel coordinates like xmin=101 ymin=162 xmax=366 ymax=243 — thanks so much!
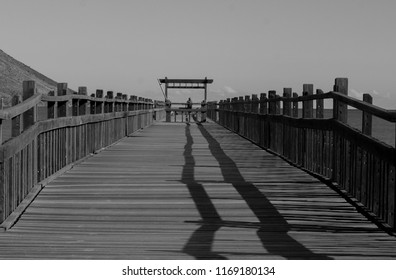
xmin=1 ymin=121 xmax=396 ymax=259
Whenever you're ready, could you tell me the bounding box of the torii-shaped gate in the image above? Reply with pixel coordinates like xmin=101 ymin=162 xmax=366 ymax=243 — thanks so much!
xmin=159 ymin=77 xmax=213 ymax=102
xmin=159 ymin=77 xmax=213 ymax=122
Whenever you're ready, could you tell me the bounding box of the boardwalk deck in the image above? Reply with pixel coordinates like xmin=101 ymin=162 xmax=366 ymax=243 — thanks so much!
xmin=0 ymin=121 xmax=396 ymax=259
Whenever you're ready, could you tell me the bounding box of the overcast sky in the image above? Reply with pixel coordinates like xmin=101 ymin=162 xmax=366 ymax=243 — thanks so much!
xmin=1 ymin=0 xmax=396 ymax=107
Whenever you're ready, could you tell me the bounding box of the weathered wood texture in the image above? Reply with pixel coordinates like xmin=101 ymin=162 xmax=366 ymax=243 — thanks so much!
xmin=0 ymin=122 xmax=395 ymax=259
xmin=0 ymin=81 xmax=165 ymax=224
xmin=212 ymin=78 xmax=396 ymax=230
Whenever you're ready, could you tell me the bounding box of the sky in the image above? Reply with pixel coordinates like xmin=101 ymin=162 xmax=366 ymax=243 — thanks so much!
xmin=1 ymin=0 xmax=396 ymax=107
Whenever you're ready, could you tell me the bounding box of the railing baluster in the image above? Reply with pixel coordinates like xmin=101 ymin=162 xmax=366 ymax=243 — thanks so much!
xmin=22 ymin=81 xmax=37 ymax=131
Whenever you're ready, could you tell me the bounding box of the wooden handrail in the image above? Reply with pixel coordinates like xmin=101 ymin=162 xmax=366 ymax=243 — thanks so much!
xmin=0 ymin=93 xmax=156 ymax=121
xmin=330 ymin=91 xmax=396 ymax=122
xmin=220 ymin=91 xmax=396 ymax=122
xmin=42 ymin=94 xmax=155 ymax=103
xmin=0 ymin=93 xmax=42 ymax=120
xmin=0 ymin=80 xmax=165 ymax=228
xmin=208 ymin=77 xmax=396 ymax=231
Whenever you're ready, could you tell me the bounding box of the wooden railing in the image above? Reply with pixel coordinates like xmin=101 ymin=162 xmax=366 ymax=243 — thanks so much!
xmin=208 ymin=78 xmax=396 ymax=230
xmin=0 ymin=81 xmax=165 ymax=226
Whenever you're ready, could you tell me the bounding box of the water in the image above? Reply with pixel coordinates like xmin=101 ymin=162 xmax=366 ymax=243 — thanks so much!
xmin=323 ymin=109 xmax=394 ymax=147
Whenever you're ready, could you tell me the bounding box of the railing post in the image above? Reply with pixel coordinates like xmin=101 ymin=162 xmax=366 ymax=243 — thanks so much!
xmin=332 ymin=78 xmax=349 ymax=189
xmin=133 ymin=96 xmax=138 ymax=111
xmin=292 ymin=92 xmax=299 ymax=118
xmin=275 ymin=94 xmax=281 ymax=115
xmin=303 ymin=84 xmax=313 ymax=118
xmin=72 ymin=90 xmax=79 ymax=117
xmin=229 ymin=97 xmax=235 ymax=112
xmin=362 ymin=94 xmax=372 ymax=136
xmin=0 ymin=119 xmax=3 ymax=144
xmin=78 ymin=87 xmax=87 ymax=115
xmin=137 ymin=97 xmax=141 ymax=111
xmin=217 ymin=100 xmax=223 ymax=124
xmin=22 ymin=81 xmax=37 ymax=131
xmin=223 ymin=99 xmax=228 ymax=127
xmin=268 ymin=91 xmax=276 ymax=115
xmin=244 ymin=95 xmax=251 ymax=113
xmin=238 ymin=96 xmax=244 ymax=112
xmin=128 ymin=96 xmax=134 ymax=111
xmin=90 ymin=93 xmax=96 ymax=115
xmin=122 ymin=95 xmax=128 ymax=112
xmin=213 ymin=101 xmax=218 ymax=122
xmin=57 ymin=83 xmax=69 ymax=117
xmin=333 ymin=78 xmax=348 ymax=123
xmin=259 ymin=93 xmax=267 ymax=115
xmin=316 ymin=89 xmax=324 ymax=119
xmin=107 ymin=91 xmax=114 ymax=113
xmin=47 ymin=90 xmax=56 ymax=119
xmin=201 ymin=100 xmax=207 ymax=122
xmin=283 ymin=88 xmax=292 ymax=116
xmin=238 ymin=96 xmax=244 ymax=133
xmin=302 ymin=84 xmax=313 ymax=172
xmin=95 ymin=90 xmax=104 ymax=114
xmin=230 ymin=98 xmax=237 ymax=129
xmin=116 ymin=93 xmax=123 ymax=112
xmin=251 ymin=94 xmax=259 ymax=114
xmin=165 ymin=98 xmax=171 ymax=122
xmin=122 ymin=95 xmax=129 ymax=135
xmin=0 ymin=145 xmax=4 ymax=222
xmin=11 ymin=95 xmax=22 ymax=137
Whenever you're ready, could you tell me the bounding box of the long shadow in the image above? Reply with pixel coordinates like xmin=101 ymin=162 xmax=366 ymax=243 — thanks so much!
xmin=181 ymin=124 xmax=226 ymax=259
xmin=195 ymin=123 xmax=331 ymax=259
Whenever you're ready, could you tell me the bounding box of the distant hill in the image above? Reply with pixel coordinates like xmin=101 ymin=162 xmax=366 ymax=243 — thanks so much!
xmin=0 ymin=49 xmax=73 ymax=107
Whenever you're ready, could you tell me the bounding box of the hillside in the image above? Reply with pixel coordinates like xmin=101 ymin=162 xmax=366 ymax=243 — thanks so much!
xmin=0 ymin=49 xmax=73 ymax=107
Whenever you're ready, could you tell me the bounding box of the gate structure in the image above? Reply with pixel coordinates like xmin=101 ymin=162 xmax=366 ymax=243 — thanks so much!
xmin=159 ymin=77 xmax=213 ymax=123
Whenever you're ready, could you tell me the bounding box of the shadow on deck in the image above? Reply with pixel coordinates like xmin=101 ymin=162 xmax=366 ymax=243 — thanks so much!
xmin=182 ymin=123 xmax=331 ymax=259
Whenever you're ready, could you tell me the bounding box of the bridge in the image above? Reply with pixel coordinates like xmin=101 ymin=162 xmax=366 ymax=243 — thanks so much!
xmin=1 ymin=78 xmax=396 ymax=259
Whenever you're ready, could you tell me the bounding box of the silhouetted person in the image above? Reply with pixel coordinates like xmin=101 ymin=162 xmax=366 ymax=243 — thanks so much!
xmin=186 ymin=98 xmax=192 ymax=109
